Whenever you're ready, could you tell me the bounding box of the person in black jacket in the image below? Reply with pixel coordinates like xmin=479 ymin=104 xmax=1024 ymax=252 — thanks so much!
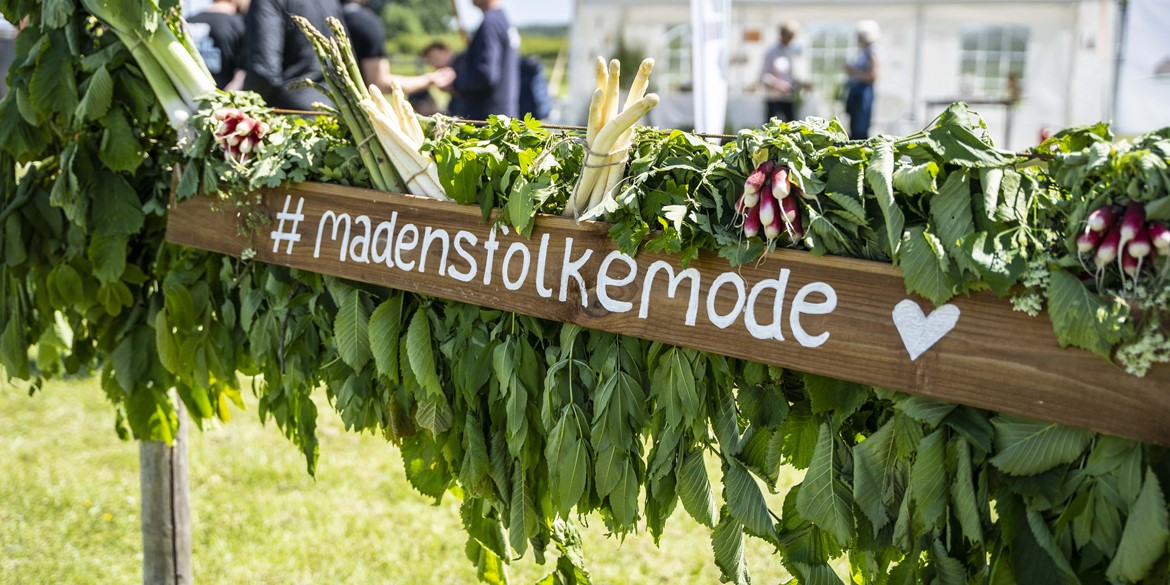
xmin=340 ymin=0 xmax=453 ymax=95
xmin=243 ymin=0 xmax=343 ymax=110
xmin=447 ymin=0 xmax=519 ymax=119
xmin=188 ymin=0 xmax=247 ymax=90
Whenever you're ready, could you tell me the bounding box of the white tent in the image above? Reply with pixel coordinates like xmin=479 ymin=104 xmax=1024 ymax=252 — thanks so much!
xmin=567 ymin=0 xmax=1135 ymax=146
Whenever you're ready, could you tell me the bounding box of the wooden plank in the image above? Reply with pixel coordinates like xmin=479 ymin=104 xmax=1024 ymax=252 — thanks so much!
xmin=167 ymin=183 xmax=1170 ymax=446
xmin=139 ymin=398 xmax=192 ymax=585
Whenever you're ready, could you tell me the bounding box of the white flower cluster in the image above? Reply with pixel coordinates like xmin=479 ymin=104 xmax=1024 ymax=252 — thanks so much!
xmin=1011 ymin=259 xmax=1051 ymax=317
xmin=1116 ymin=322 xmax=1170 ymax=377
xmin=1011 ymin=293 xmax=1044 ymax=316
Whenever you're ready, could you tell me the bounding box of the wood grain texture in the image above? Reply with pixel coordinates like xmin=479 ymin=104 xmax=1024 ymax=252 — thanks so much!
xmin=167 ymin=182 xmax=1170 ymax=446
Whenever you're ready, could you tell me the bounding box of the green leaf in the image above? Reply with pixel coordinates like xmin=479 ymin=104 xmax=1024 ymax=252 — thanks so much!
xmin=99 ymin=109 xmax=145 ymax=174
xmin=892 ymin=161 xmax=938 ymax=195
xmin=711 ymin=511 xmax=750 ymax=585
xmin=787 ymin=563 xmax=846 ymax=585
xmin=824 ymin=191 xmax=868 ymax=226
xmin=895 ymin=395 xmax=956 ymax=426
xmin=506 ymin=176 xmax=536 ymax=235
xmin=1025 ymin=509 xmax=1079 ymax=584
xmin=899 ymin=226 xmax=954 ymax=305
xmin=927 ymin=104 xmax=1018 ymax=167
xmin=678 ymin=449 xmax=717 ymax=528
xmin=368 ymin=295 xmax=404 ymax=381
xmin=866 ymin=137 xmax=904 ymax=256
xmin=1145 ymin=194 xmax=1170 ymax=221
xmin=962 ymin=232 xmax=1026 ymax=297
xmin=333 ymin=287 xmax=372 ymax=370
xmin=92 ymin=173 xmax=145 ymax=236
xmin=29 ymin=34 xmax=78 ymax=120
xmin=415 ymin=395 xmax=453 ymax=434
xmin=1107 ymin=470 xmax=1170 ymax=583
xmin=652 ymin=348 xmax=699 ymax=428
xmin=852 ymin=420 xmax=898 ymax=532
xmin=546 ymin=408 xmax=588 ymax=516
xmin=406 ymin=308 xmax=443 ymax=397
xmin=979 ymin=167 xmax=1004 ymax=219
xmin=509 ymin=467 xmax=535 ymax=556
xmin=931 ymin=542 xmax=968 ymax=585
xmin=594 ymin=445 xmax=624 ymax=498
xmin=88 ymin=234 xmax=127 ymax=283
xmin=804 ymin=374 xmax=868 ymax=423
xmin=76 ymin=65 xmax=113 ymax=122
xmin=125 ymin=387 xmax=178 ymax=444
xmin=0 ymin=92 xmax=51 ymax=159
xmin=989 ymin=416 xmax=1093 ymax=476
xmin=723 ymin=459 xmax=775 ymax=542
xmin=796 ymin=424 xmax=855 ymax=544
xmin=0 ymin=311 xmax=30 ymax=379
xmin=400 ymin=434 xmax=450 ymax=502
xmin=930 ymin=171 xmax=974 ymax=256
xmin=949 ymin=437 xmax=984 ymax=543
xmin=176 ymin=161 xmax=200 ymax=200
xmin=910 ymin=429 xmax=948 ymax=531
xmin=782 ymin=401 xmax=820 ymax=469
xmin=1047 ymin=268 xmax=1125 ymax=358
xmin=610 ymin=459 xmax=639 ymax=529
xmin=41 ymin=0 xmax=74 ymax=28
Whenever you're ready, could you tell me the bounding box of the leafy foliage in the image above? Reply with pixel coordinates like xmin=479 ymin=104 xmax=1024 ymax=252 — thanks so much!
xmin=2 ymin=3 xmax=1169 ymax=584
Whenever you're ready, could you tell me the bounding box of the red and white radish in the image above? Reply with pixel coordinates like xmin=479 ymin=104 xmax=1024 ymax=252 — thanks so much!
xmin=771 ymin=167 xmax=790 ymax=199
xmin=743 ymin=204 xmax=761 ymax=238
xmin=779 ymin=190 xmax=799 ymax=224
xmin=763 ymin=216 xmax=782 ymax=240
xmin=759 ymin=192 xmax=777 ymax=227
xmin=1086 ymin=205 xmax=1121 ymax=232
xmin=1121 ymin=250 xmax=1140 ymax=277
xmin=1119 ymin=201 xmax=1146 ymax=244
xmin=1077 ymin=230 xmax=1102 ymax=254
xmin=1149 ymin=222 xmax=1170 ymax=254
xmin=1095 ymin=221 xmax=1122 ymax=269
xmin=1127 ymin=223 xmax=1151 ymax=259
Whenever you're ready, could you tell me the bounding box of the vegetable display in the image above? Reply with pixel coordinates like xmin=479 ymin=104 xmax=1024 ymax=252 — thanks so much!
xmin=1 ymin=2 xmax=1169 ymax=585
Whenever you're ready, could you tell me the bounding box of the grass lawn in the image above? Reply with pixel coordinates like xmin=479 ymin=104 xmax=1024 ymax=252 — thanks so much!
xmin=1 ymin=378 xmax=835 ymax=584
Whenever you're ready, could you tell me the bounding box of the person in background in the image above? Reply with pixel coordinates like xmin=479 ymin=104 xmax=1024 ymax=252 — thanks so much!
xmin=188 ymin=0 xmax=248 ymax=91
xmin=759 ymin=21 xmax=805 ymax=123
xmin=0 ymin=13 xmax=16 ymax=100
xmin=844 ymin=20 xmax=880 ymax=139
xmin=519 ymin=55 xmax=551 ymax=121
xmin=340 ymin=0 xmax=453 ymax=95
xmin=446 ymin=0 xmax=519 ymax=119
xmin=410 ymin=41 xmax=457 ymax=116
xmin=244 ymin=0 xmax=343 ymax=110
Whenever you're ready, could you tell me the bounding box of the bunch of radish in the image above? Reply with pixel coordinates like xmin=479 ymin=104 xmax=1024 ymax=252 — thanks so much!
xmin=735 ymin=160 xmax=804 ymax=243
xmin=212 ymin=107 xmax=269 ymax=164
xmin=1077 ymin=201 xmax=1170 ymax=277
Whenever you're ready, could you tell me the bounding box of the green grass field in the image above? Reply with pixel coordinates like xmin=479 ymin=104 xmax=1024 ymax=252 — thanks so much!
xmin=1 ymin=378 xmax=831 ymax=584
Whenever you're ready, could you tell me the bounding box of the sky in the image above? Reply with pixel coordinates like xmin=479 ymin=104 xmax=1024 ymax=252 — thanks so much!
xmin=454 ymin=0 xmax=574 ymax=27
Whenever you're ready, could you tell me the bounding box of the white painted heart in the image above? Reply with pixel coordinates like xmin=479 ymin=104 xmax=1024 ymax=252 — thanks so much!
xmin=891 ymin=300 xmax=960 ymax=361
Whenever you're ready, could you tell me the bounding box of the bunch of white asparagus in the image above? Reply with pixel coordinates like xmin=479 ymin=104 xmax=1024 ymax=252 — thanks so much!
xmin=360 ymin=82 xmax=448 ymax=200
xmin=565 ymin=57 xmax=659 ymax=219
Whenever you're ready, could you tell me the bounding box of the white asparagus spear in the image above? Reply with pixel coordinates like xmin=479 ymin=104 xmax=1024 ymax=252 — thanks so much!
xmin=592 ymin=58 xmax=654 ymax=211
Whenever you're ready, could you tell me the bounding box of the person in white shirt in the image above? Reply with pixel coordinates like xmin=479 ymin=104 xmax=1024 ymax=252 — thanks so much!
xmin=759 ymin=21 xmax=806 ymax=123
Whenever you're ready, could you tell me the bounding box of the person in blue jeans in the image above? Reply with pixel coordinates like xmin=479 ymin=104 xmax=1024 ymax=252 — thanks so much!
xmin=844 ymin=20 xmax=880 ymax=140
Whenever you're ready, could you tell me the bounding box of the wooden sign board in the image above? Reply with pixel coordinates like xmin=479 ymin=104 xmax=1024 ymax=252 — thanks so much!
xmin=167 ymin=183 xmax=1170 ymax=446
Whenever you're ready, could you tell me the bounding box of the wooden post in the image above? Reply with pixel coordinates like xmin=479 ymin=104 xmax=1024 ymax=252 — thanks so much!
xmin=139 ymin=398 xmax=192 ymax=585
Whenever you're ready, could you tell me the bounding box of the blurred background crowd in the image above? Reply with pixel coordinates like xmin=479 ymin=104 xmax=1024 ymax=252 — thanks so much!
xmin=3 ymin=0 xmax=1170 ymax=144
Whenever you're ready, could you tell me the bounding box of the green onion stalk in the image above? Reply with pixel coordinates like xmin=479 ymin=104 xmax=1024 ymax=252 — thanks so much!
xmin=81 ymin=0 xmax=218 ymax=130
